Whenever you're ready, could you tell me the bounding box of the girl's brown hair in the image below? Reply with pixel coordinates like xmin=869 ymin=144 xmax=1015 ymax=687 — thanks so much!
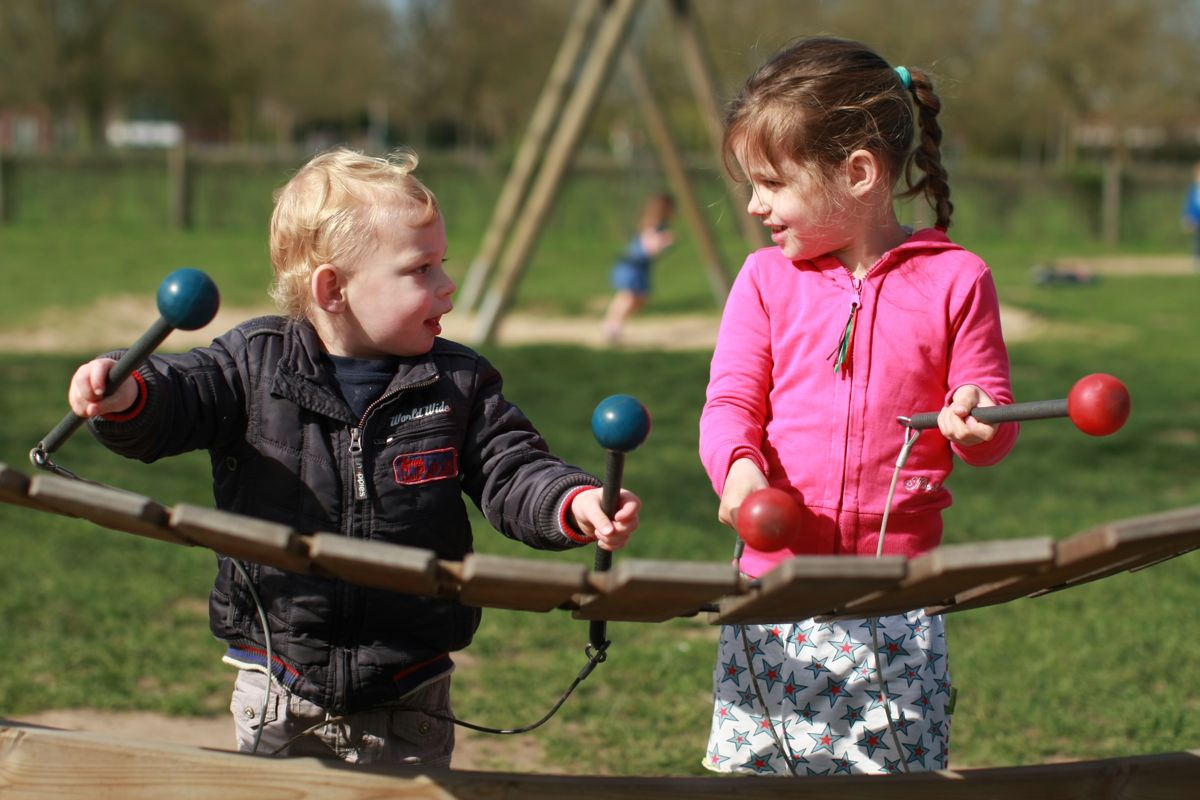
xmin=723 ymin=36 xmax=953 ymax=229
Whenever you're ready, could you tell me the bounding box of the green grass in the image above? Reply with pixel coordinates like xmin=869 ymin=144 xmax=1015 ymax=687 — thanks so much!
xmin=1 ymin=162 xmax=1198 ymax=774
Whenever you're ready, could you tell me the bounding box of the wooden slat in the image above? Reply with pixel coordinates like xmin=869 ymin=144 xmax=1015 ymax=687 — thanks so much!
xmin=305 ymin=533 xmax=439 ymax=595
xmin=836 ymin=538 xmax=1055 ymax=618
xmin=573 ymin=559 xmax=741 ymax=622
xmin=1027 ymin=506 xmax=1200 ymax=597
xmin=27 ymin=473 xmax=184 ymax=545
xmin=711 ymin=556 xmax=907 ymax=625
xmin=937 ymin=506 xmax=1200 ymax=614
xmin=0 ymin=461 xmax=51 ymax=512
xmin=169 ymin=504 xmax=309 ymax=573
xmin=457 ymin=553 xmax=587 ymax=612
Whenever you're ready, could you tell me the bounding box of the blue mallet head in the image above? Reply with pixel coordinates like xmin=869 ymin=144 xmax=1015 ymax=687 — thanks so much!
xmin=156 ymin=268 xmax=220 ymax=331
xmin=591 ymin=394 xmax=651 ymax=453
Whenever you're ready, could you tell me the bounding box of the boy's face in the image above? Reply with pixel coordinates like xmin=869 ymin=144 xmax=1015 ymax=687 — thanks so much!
xmin=337 ymin=215 xmax=454 ymax=358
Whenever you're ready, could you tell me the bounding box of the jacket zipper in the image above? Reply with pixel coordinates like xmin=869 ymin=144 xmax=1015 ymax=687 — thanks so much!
xmin=832 ymin=276 xmax=865 ymax=553
xmin=338 ymin=373 xmax=438 ymax=711
xmin=346 ymin=375 xmax=438 ymax=503
xmin=828 ymin=277 xmax=863 ymax=375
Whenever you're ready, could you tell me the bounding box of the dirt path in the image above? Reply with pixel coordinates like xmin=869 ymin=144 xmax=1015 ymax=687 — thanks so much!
xmin=0 ymin=299 xmax=1044 ymax=353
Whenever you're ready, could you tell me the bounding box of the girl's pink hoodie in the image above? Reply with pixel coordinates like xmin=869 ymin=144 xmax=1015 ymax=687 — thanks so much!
xmin=700 ymin=229 xmax=1018 ymax=578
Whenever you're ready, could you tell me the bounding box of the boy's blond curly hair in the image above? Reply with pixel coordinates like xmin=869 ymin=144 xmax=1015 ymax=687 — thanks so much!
xmin=268 ymin=147 xmax=440 ymax=319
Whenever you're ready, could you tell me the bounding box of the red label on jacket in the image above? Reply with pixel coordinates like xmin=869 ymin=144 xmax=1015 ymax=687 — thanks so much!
xmin=393 ymin=448 xmax=459 ymax=485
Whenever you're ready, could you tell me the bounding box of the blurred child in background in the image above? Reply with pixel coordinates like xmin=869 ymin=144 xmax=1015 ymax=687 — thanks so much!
xmin=1182 ymin=161 xmax=1200 ymax=271
xmin=603 ymin=192 xmax=676 ymax=344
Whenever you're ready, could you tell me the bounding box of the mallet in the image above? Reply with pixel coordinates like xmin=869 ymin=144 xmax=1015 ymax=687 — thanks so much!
xmin=30 ymin=268 xmax=220 ymax=467
xmin=587 ymin=394 xmax=651 ymax=654
xmin=736 ymin=487 xmax=803 ymax=553
xmin=897 ymin=373 xmax=1131 ymax=437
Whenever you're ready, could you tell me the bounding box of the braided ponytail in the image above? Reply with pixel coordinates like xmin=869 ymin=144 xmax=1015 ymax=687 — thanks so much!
xmin=898 ymin=68 xmax=953 ymax=230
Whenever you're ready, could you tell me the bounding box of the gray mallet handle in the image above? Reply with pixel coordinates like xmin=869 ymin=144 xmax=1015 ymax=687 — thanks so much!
xmin=33 ymin=317 xmax=174 ymax=460
xmin=900 ymin=398 xmax=1068 ymax=430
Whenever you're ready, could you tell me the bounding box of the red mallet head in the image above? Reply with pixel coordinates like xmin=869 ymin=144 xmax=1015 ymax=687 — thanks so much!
xmin=736 ymin=487 xmax=802 ymax=552
xmin=1067 ymin=373 xmax=1131 ymax=436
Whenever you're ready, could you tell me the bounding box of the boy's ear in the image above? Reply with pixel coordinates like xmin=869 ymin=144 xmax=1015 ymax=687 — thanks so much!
xmin=311 ymin=264 xmax=345 ymax=313
xmin=845 ymin=149 xmax=884 ymax=198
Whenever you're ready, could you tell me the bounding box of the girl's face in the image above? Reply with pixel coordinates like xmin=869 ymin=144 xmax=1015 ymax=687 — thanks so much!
xmin=335 ymin=214 xmax=455 ymax=358
xmin=737 ymin=148 xmax=851 ymax=263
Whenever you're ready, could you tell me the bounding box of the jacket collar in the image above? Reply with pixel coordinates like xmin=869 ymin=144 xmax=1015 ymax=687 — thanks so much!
xmin=808 ymin=227 xmax=964 ymax=280
xmin=271 ymin=319 xmax=440 ymax=423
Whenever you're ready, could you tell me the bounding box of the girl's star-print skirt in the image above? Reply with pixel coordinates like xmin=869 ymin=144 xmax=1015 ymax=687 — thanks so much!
xmin=704 ymin=611 xmax=951 ymax=776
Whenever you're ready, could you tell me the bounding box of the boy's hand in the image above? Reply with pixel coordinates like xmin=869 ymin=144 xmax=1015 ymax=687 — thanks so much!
xmin=937 ymin=384 xmax=999 ymax=446
xmin=68 ymin=358 xmax=139 ymax=418
xmin=571 ymin=488 xmax=640 ymax=552
xmin=718 ymin=457 xmax=768 ymax=528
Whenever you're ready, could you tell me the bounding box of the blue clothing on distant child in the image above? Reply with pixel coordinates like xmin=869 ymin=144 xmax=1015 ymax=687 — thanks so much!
xmin=610 ymin=235 xmax=653 ymax=295
xmin=1183 ymin=181 xmax=1200 ymax=263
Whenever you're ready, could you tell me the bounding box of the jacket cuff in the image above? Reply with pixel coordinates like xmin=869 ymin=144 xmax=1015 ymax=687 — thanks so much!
xmin=98 ymin=371 xmax=147 ymax=422
xmin=538 ymin=473 xmax=602 ymax=548
xmin=557 ymin=485 xmax=596 ymax=544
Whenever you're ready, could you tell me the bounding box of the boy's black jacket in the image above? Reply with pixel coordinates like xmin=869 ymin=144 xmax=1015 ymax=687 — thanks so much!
xmin=91 ymin=316 xmax=599 ymax=712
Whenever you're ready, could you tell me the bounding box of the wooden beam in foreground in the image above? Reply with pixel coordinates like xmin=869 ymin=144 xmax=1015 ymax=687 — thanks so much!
xmin=2 ymin=720 xmax=1199 ymax=799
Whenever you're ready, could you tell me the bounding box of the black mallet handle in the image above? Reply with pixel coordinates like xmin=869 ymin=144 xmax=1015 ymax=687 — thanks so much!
xmin=900 ymin=398 xmax=1067 ymax=430
xmin=585 ymin=394 xmax=650 ymax=656
xmin=30 ymin=268 xmax=219 ymax=467
xmin=588 ymin=449 xmax=624 ymax=650
xmin=33 ymin=317 xmax=175 ymax=459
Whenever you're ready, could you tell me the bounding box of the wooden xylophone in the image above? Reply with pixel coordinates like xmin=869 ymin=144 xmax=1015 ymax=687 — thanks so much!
xmin=3 ymin=462 xmax=1198 ymax=625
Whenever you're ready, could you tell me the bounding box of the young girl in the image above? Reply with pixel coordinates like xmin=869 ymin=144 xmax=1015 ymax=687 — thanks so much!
xmin=699 ymin=37 xmax=1019 ymax=776
xmin=602 ymin=192 xmax=676 ymax=344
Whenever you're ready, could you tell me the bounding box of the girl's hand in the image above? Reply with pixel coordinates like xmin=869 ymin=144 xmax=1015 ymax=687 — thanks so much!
xmin=718 ymin=457 xmax=768 ymax=528
xmin=937 ymin=384 xmax=999 ymax=446
xmin=68 ymin=358 xmax=138 ymax=419
xmin=570 ymin=488 xmax=641 ymax=552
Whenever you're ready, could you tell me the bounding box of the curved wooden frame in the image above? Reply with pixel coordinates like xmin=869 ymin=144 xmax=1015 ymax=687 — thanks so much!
xmin=3 ymin=462 xmax=1197 ymax=625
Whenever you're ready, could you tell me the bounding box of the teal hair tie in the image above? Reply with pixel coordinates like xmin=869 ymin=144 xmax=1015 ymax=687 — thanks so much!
xmin=894 ymin=65 xmax=912 ymax=90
